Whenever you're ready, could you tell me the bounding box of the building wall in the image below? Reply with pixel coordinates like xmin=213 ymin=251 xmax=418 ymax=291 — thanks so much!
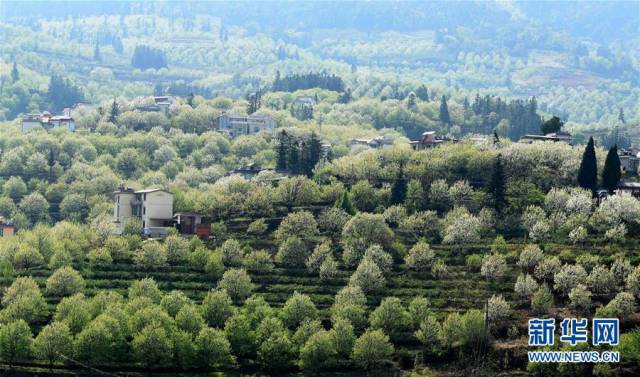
xmin=22 ymin=120 xmax=42 ymax=132
xmin=141 ymin=191 xmax=174 ymax=228
xmin=113 ymin=192 xmax=136 ymax=234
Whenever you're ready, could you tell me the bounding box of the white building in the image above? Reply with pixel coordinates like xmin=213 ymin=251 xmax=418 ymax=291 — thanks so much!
xmin=215 ymin=113 xmax=274 ymax=138
xmin=22 ymin=112 xmax=75 ymax=133
xmin=113 ymin=187 xmax=174 ymax=234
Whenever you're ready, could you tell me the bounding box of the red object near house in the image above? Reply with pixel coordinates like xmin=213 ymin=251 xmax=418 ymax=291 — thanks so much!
xmin=196 ymin=224 xmax=210 ymax=237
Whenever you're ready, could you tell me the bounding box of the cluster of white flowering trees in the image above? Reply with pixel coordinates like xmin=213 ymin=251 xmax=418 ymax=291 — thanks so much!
xmin=508 ymin=242 xmax=638 ymax=318
xmin=522 ymin=188 xmax=640 ymax=243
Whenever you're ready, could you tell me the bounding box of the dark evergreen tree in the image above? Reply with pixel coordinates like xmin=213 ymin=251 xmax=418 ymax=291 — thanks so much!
xmin=335 ymin=190 xmax=356 ymax=215
xmin=390 ymin=164 xmax=407 ymax=205
xmin=416 ymin=85 xmax=429 ymax=101
xmin=46 ymin=75 xmax=84 ymax=112
xmin=618 ymin=108 xmax=626 ymax=124
xmin=93 ymin=42 xmax=101 ymax=61
xmin=338 ymin=88 xmax=352 ymax=104
xmin=272 ymin=72 xmax=345 ymax=92
xmin=277 ymin=46 xmax=286 ymax=60
xmin=489 ymin=154 xmax=506 ymax=212
xmin=276 ymin=130 xmax=289 ymax=171
xmin=11 ymin=61 xmax=19 ymax=82
xmin=602 ymin=145 xmax=621 ymax=194
xmin=288 ymin=140 xmax=300 ymax=174
xmin=108 ymin=98 xmax=119 ymax=123
xmin=303 ymin=132 xmax=322 ymax=177
xmin=187 ymin=93 xmax=195 ymax=108
xmin=112 ymin=36 xmax=124 ymax=54
xmin=540 ymin=116 xmax=563 ymax=134
xmin=578 ymin=137 xmax=598 ymax=193
xmin=131 ymin=45 xmax=167 ymax=70
xmin=246 ymin=89 xmax=262 ymax=114
xmin=407 ymin=92 xmax=417 ymax=110
xmin=439 ymin=95 xmax=450 ymax=125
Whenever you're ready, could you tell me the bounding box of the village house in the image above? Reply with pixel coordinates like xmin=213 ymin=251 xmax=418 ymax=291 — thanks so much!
xmin=113 ymin=186 xmax=208 ymax=237
xmin=618 ymin=148 xmax=640 ymax=175
xmin=519 ymin=131 xmax=573 ymax=145
xmin=293 ymin=96 xmax=316 ymax=106
xmin=215 ymin=113 xmax=274 ymax=138
xmin=173 ymin=212 xmax=210 ymax=237
xmin=348 ymin=135 xmax=394 ymax=150
xmin=616 ymin=181 xmax=640 ymax=198
xmin=113 ymin=187 xmax=175 ymax=235
xmin=22 ymin=112 xmax=75 ymax=133
xmin=230 ymin=163 xmax=265 ymax=180
xmin=0 ymin=218 xmax=16 ymax=237
xmin=409 ymin=131 xmax=455 ymax=151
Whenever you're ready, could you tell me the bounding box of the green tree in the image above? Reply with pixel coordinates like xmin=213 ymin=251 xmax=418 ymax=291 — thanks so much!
xmin=217 ymin=268 xmax=253 ymax=304
xmin=224 ymin=314 xmax=256 ymax=357
xmin=201 ymin=289 xmax=235 ymax=328
xmin=577 ymin=137 xmax=598 ymax=193
xmin=19 ymin=192 xmax=49 ymax=225
xmin=258 ymin=333 xmax=296 ymax=371
xmin=275 ymin=236 xmax=308 ymax=268
xmin=129 ymin=278 xmax=163 ymax=303
xmin=133 ymin=241 xmax=168 ymax=270
xmin=299 ymin=330 xmax=338 ymax=371
xmin=176 ymin=305 xmax=205 ymax=335
xmin=132 ymin=324 xmax=173 ymax=367
xmin=369 ymin=297 xmax=412 ymax=340
xmin=33 ymin=322 xmax=73 ymax=367
xmin=351 ymin=329 xmax=394 ymax=370
xmin=195 ymin=327 xmax=235 ymax=368
xmin=281 ymin=292 xmax=318 ymax=329
xmin=108 ymin=98 xmax=119 ymax=123
xmin=45 ymin=267 xmax=85 ymax=297
xmin=602 ymin=145 xmax=621 ymax=193
xmin=0 ymin=320 xmax=32 ymax=366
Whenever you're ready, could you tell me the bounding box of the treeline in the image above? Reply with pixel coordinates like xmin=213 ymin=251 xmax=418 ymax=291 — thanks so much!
xmin=131 ymin=45 xmax=168 ymax=70
xmin=47 ymin=75 xmax=85 ymax=112
xmin=276 ymin=131 xmax=324 ymax=177
xmin=465 ymin=94 xmax=541 ymax=140
xmin=272 ymin=72 xmax=345 ymax=93
xmin=154 ymin=81 xmax=213 ymax=98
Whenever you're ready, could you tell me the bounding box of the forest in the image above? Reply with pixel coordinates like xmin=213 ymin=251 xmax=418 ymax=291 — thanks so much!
xmin=0 ymin=1 xmax=638 ymax=376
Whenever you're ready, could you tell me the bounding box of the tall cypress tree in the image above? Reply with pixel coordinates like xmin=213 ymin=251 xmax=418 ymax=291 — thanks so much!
xmin=602 ymin=145 xmax=621 ymax=194
xmin=288 ymin=139 xmax=300 ymax=174
xmin=11 ymin=62 xmax=19 ymax=82
xmin=335 ymin=190 xmax=355 ymax=215
xmin=390 ymin=163 xmax=407 ymax=205
xmin=489 ymin=154 xmax=506 ymax=212
xmin=439 ymin=95 xmax=450 ymax=125
xmin=578 ymin=137 xmax=598 ymax=193
xmin=276 ymin=130 xmax=289 ymax=171
xmin=108 ymin=98 xmax=119 ymax=123
xmin=93 ymin=42 xmax=101 ymax=62
xmin=304 ymin=132 xmax=322 ymax=177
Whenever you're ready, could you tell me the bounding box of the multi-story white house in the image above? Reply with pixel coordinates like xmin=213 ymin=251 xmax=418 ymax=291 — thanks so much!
xmin=22 ymin=112 xmax=75 ymax=133
xmin=215 ymin=113 xmax=274 ymax=138
xmin=113 ymin=187 xmax=174 ymax=234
